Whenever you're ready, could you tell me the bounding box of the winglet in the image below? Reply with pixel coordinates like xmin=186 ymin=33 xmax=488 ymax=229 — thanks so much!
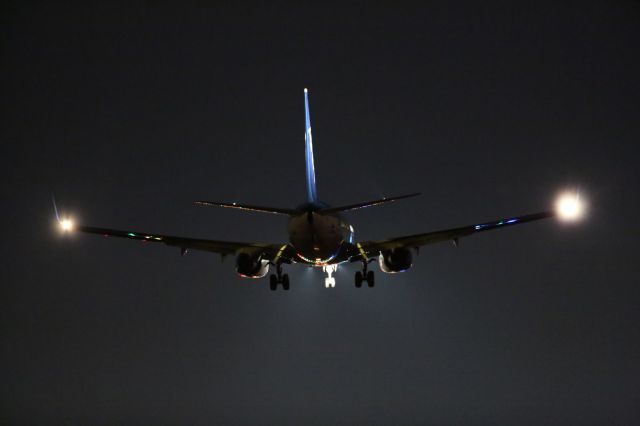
xmin=52 ymin=194 xmax=74 ymax=231
xmin=52 ymin=193 xmax=60 ymax=222
xmin=304 ymin=88 xmax=318 ymax=203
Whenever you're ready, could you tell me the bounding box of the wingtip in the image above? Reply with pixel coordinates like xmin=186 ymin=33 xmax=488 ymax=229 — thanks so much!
xmin=51 ymin=193 xmax=60 ymax=222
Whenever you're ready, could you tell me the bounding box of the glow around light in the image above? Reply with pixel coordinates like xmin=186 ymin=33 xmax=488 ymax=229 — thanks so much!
xmin=60 ymin=219 xmax=73 ymax=231
xmin=555 ymin=192 xmax=585 ymax=221
xmin=296 ymin=252 xmax=337 ymax=266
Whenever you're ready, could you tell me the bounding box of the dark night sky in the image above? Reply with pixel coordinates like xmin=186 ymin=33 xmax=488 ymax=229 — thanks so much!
xmin=2 ymin=2 xmax=639 ymax=424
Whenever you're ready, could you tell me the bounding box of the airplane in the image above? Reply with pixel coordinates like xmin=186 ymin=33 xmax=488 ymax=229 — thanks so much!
xmin=56 ymin=88 xmax=585 ymax=290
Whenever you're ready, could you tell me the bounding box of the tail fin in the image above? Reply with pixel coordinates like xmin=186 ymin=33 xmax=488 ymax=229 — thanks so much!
xmin=304 ymin=88 xmax=318 ymax=204
xmin=319 ymin=193 xmax=421 ymax=214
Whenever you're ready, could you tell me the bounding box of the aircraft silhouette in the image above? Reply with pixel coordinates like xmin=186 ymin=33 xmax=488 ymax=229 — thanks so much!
xmin=58 ymin=89 xmax=583 ymax=290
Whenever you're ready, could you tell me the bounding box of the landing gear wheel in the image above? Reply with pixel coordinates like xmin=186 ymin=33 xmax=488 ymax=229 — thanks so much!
xmin=366 ymin=270 xmax=375 ymax=287
xmin=269 ymin=274 xmax=278 ymax=291
xmin=269 ymin=263 xmax=289 ymax=292
xmin=355 ymin=271 xmax=363 ymax=288
xmin=322 ymin=264 xmax=338 ymax=288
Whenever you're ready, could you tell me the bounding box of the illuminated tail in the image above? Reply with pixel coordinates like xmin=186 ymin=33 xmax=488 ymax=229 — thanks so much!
xmin=304 ymin=88 xmax=318 ymax=204
xmin=195 ymin=90 xmax=418 ymax=216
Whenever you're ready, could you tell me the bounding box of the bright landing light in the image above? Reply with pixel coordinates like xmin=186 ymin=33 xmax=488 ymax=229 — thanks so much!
xmin=555 ymin=193 xmax=585 ymax=221
xmin=60 ymin=219 xmax=74 ymax=231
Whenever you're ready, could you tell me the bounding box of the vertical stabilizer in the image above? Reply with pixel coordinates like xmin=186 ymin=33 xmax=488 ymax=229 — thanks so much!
xmin=304 ymin=88 xmax=318 ymax=203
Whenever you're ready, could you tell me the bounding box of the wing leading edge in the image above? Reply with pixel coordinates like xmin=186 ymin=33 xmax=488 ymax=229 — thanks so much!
xmin=351 ymin=210 xmax=555 ymax=260
xmin=72 ymin=225 xmax=295 ymax=262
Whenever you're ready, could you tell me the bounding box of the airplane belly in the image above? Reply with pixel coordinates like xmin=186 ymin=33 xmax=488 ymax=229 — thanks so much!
xmin=288 ymin=213 xmax=343 ymax=263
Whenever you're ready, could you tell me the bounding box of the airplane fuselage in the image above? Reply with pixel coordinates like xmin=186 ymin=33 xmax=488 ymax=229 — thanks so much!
xmin=287 ymin=207 xmax=354 ymax=266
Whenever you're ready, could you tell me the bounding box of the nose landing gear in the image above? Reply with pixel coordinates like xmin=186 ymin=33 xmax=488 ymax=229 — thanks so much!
xmin=269 ymin=263 xmax=290 ymax=291
xmin=355 ymin=261 xmax=375 ymax=288
xmin=323 ymin=264 xmax=337 ymax=288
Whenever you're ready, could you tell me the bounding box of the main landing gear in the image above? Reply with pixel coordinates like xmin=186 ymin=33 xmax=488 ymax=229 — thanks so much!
xmin=269 ymin=263 xmax=289 ymax=291
xmin=355 ymin=261 xmax=375 ymax=288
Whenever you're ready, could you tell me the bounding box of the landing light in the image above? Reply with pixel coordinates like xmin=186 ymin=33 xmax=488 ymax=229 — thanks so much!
xmin=555 ymin=192 xmax=585 ymax=221
xmin=60 ymin=219 xmax=74 ymax=231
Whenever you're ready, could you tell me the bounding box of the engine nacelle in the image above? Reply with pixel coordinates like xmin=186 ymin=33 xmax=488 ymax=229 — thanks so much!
xmin=236 ymin=252 xmax=270 ymax=278
xmin=378 ymin=248 xmax=413 ymax=273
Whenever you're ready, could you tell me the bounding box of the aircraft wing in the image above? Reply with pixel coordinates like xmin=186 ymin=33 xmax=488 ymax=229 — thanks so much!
xmin=351 ymin=211 xmax=555 ymax=260
xmin=72 ymin=225 xmax=295 ymax=262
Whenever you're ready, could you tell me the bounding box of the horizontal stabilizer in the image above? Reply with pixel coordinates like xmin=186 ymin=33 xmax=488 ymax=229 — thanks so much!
xmin=194 ymin=200 xmax=297 ymax=215
xmin=320 ymin=193 xmax=421 ymax=214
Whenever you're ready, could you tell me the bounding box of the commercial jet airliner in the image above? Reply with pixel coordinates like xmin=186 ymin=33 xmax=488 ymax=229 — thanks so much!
xmin=57 ymin=89 xmax=584 ymax=290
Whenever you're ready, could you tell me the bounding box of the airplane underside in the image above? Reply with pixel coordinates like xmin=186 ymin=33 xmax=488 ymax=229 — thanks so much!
xmin=55 ymin=88 xmax=583 ymax=292
xmin=266 ymin=262 xmax=374 ymax=290
xmin=267 ymin=241 xmax=378 ymax=290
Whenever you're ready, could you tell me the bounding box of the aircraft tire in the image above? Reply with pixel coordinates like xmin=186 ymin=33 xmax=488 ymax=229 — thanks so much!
xmin=355 ymin=271 xmax=363 ymax=288
xmin=269 ymin=274 xmax=278 ymax=291
xmin=366 ymin=271 xmax=375 ymax=287
xmin=282 ymin=274 xmax=290 ymax=290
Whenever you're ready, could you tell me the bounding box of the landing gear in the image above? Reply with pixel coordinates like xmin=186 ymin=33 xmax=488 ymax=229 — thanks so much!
xmin=366 ymin=270 xmax=375 ymax=287
xmin=269 ymin=263 xmax=290 ymax=291
xmin=355 ymin=271 xmax=363 ymax=288
xmin=355 ymin=262 xmax=375 ymax=288
xmin=323 ymin=264 xmax=337 ymax=288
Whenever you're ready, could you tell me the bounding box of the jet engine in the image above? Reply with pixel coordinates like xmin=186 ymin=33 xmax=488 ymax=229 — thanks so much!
xmin=378 ymin=248 xmax=413 ymax=273
xmin=236 ymin=252 xmax=270 ymax=278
